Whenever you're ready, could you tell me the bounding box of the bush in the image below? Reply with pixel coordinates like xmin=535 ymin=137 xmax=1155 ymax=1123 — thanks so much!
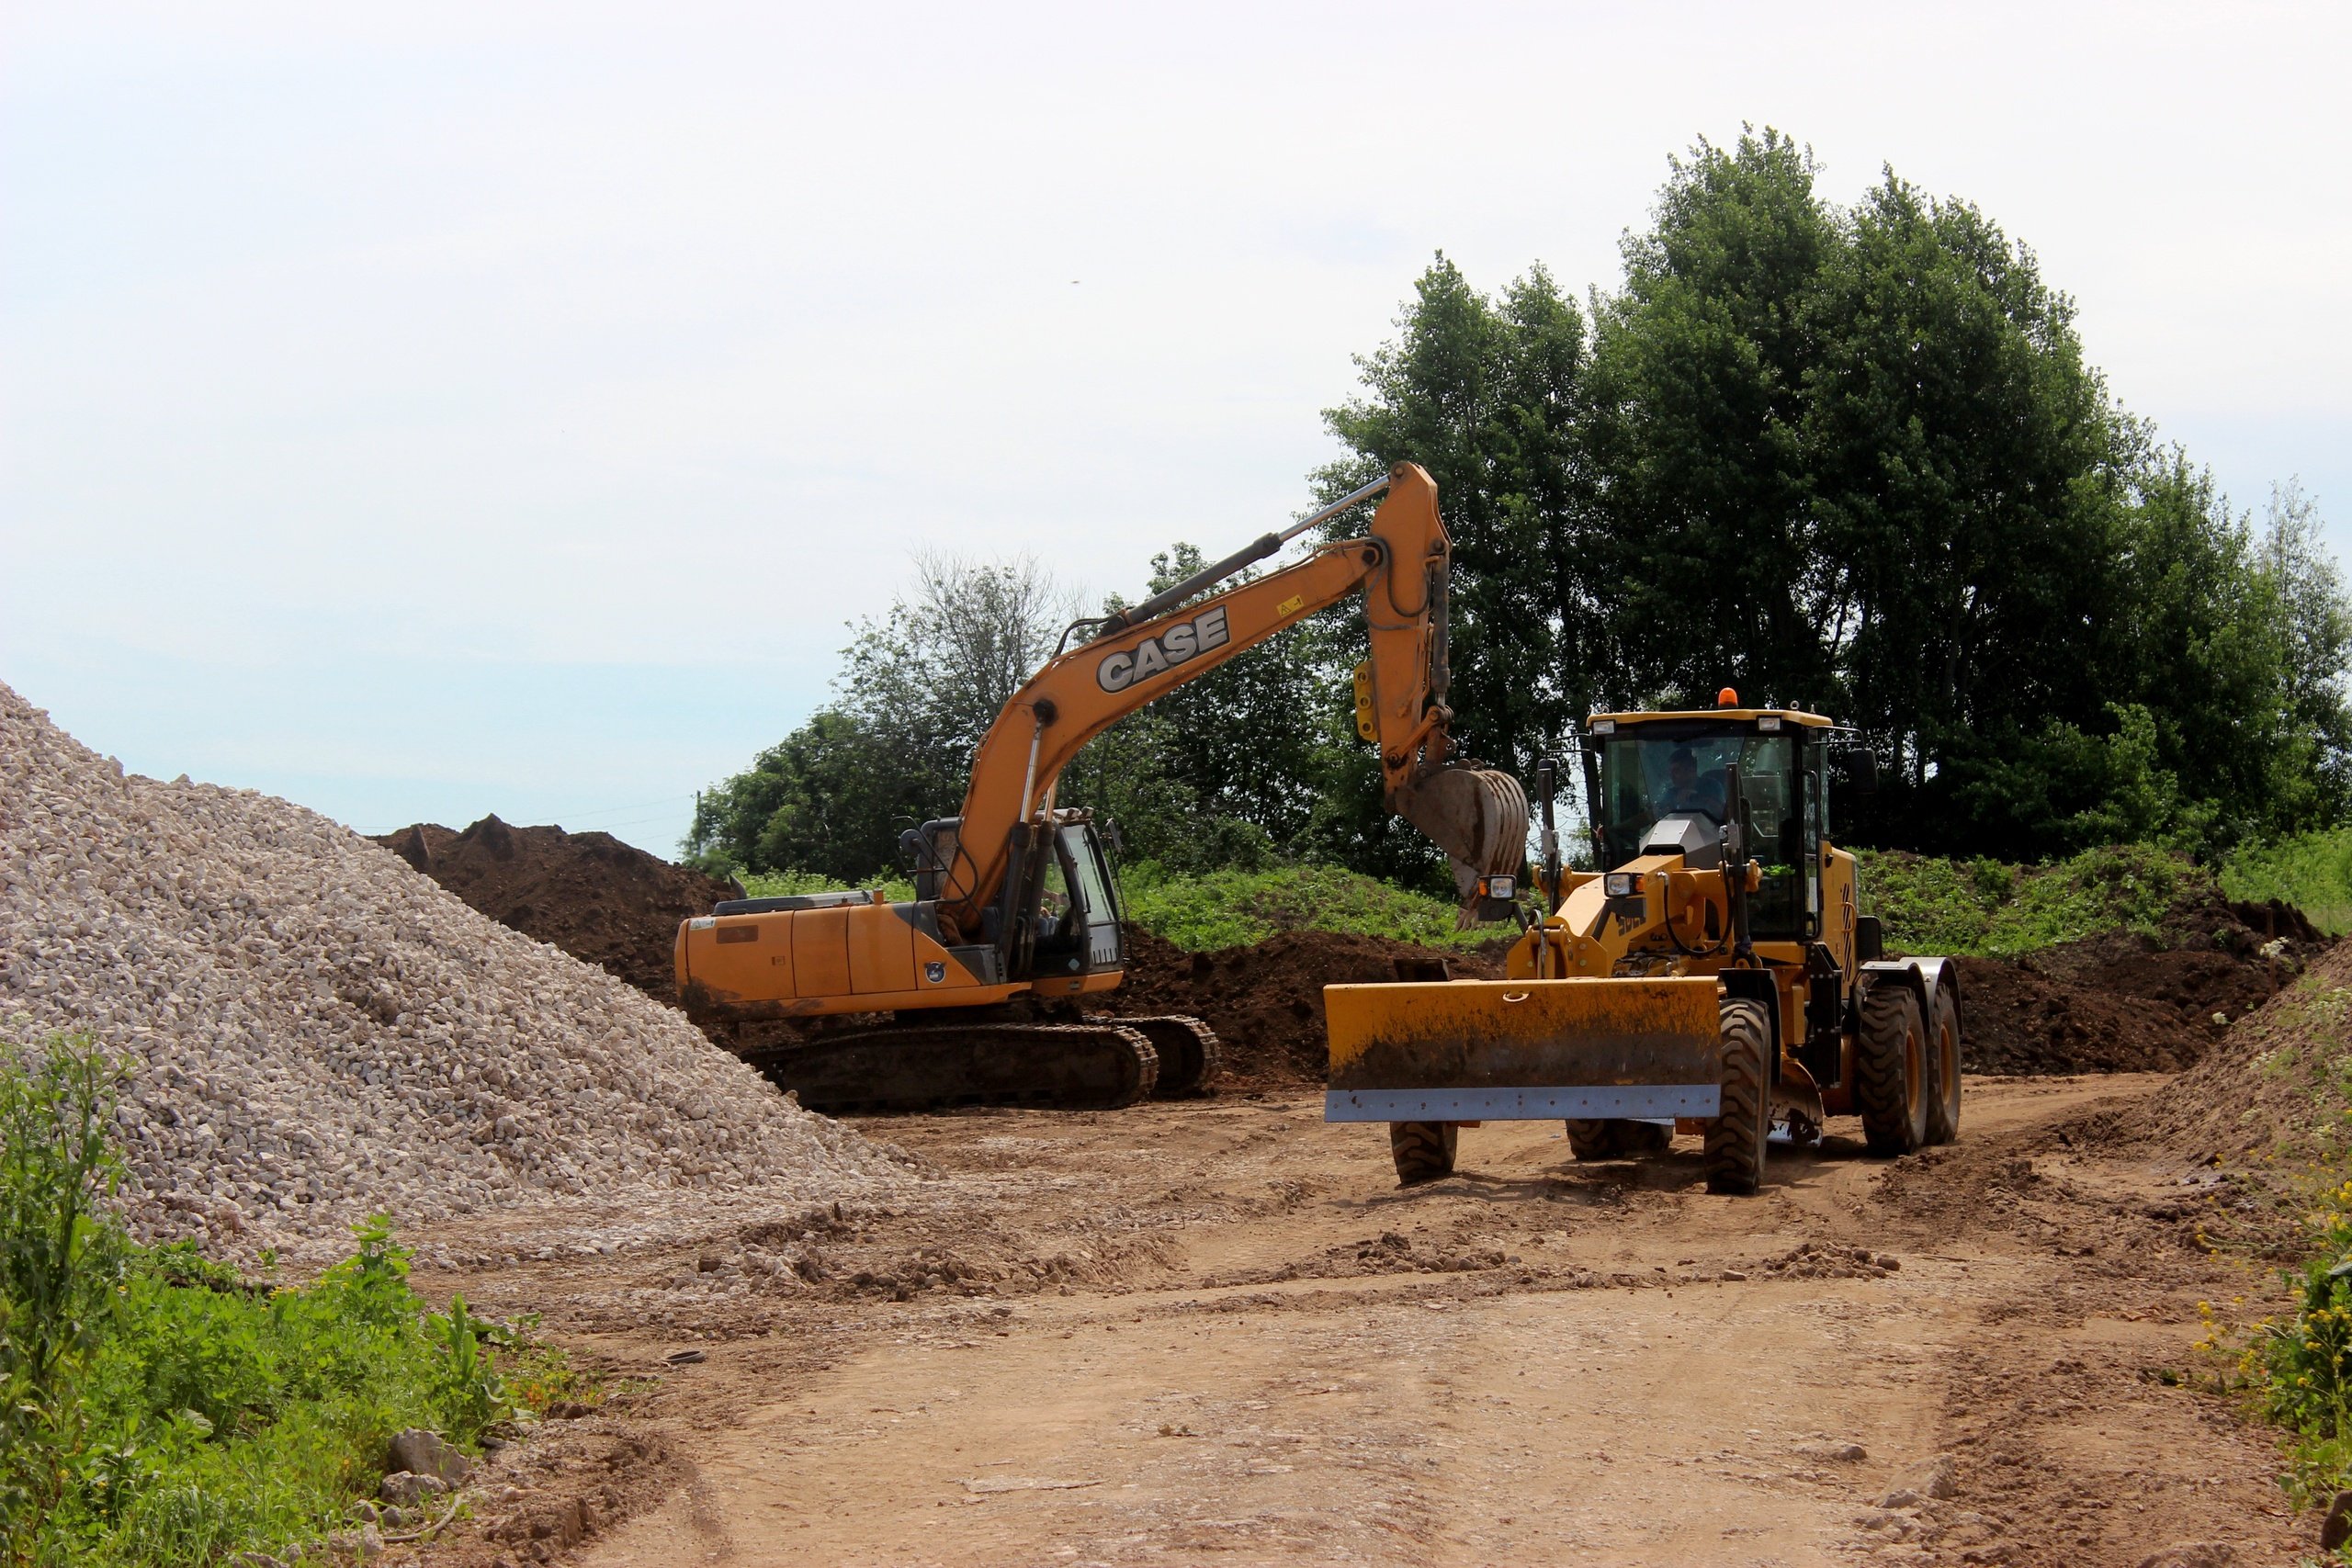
xmin=1117 ymin=862 xmax=1485 ymax=952
xmin=1853 ymin=844 xmax=2205 ymax=957
xmin=735 ymin=868 xmax=916 ymax=903
xmin=0 ymin=1032 xmax=571 ymax=1567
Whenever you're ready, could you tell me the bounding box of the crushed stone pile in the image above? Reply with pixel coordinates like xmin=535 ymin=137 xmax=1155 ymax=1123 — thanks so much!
xmin=0 ymin=682 xmax=903 ymax=1261
xmin=372 ymin=817 xmax=741 ymax=1002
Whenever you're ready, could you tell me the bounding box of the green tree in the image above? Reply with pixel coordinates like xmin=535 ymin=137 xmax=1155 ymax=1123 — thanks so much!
xmin=1317 ymin=255 xmax=1589 ymax=777
xmin=1580 ymin=129 xmax=1842 ymax=714
xmin=1061 ymin=544 xmax=1346 ymax=874
xmin=686 ymin=555 xmax=1075 ymax=878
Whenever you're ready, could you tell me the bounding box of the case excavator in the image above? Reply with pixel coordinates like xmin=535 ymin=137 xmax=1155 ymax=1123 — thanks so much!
xmin=677 ymin=462 xmax=1528 ymax=1114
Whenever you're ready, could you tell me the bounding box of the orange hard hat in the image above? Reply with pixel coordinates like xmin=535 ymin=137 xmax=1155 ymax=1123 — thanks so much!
xmin=1717 ymin=686 xmax=1739 ymax=707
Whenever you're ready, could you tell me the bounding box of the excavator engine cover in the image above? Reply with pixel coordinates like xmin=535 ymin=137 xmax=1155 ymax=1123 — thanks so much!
xmin=1323 ymin=976 xmax=1724 ymax=1122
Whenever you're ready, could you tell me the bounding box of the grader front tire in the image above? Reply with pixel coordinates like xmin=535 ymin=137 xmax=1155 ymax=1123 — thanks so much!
xmin=1704 ymin=998 xmax=1772 ymax=1196
xmin=1858 ymin=984 xmax=1930 ymax=1156
xmin=1390 ymin=1121 xmax=1458 ymax=1185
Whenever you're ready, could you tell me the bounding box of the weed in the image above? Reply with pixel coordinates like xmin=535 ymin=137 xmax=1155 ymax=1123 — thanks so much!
xmin=1854 ymin=843 xmax=2206 ymax=957
xmin=0 ymin=1032 xmax=578 ymax=1567
xmin=735 ymin=868 xmax=918 ymax=904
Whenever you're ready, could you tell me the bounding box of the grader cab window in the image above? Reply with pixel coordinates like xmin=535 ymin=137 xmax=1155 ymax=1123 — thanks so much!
xmin=1598 ymin=730 xmax=1810 ymax=938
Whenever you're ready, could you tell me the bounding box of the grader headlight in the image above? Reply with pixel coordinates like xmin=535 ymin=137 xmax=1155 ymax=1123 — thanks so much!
xmin=1603 ymin=872 xmax=1645 ymax=898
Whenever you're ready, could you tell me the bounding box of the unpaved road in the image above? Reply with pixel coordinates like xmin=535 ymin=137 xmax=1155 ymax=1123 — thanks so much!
xmin=418 ymin=1077 xmax=2307 ymax=1568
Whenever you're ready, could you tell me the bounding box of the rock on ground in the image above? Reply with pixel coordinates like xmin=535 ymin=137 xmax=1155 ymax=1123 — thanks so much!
xmin=0 ymin=681 xmax=902 ymax=1261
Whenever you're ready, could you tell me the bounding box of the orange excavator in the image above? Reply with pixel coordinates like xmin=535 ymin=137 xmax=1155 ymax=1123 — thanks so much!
xmin=675 ymin=462 xmax=1528 ymax=1112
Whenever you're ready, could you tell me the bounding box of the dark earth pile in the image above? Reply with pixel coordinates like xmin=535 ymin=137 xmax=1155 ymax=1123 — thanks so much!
xmin=2120 ymin=936 xmax=2352 ymax=1162
xmin=374 ymin=819 xmax=2324 ymax=1086
xmin=1948 ymin=897 xmax=2319 ymax=1076
xmin=373 ymin=817 xmax=741 ymax=999
xmin=1098 ymin=927 xmax=1499 ymax=1086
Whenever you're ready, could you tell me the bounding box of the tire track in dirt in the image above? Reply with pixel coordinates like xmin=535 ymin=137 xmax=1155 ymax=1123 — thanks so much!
xmin=404 ymin=1076 xmax=2307 ymax=1568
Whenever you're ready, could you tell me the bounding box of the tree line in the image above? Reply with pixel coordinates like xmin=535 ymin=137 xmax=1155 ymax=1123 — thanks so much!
xmin=689 ymin=128 xmax=2350 ymax=886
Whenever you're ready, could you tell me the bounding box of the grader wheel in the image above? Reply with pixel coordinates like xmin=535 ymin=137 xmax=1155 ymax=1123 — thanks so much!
xmin=1566 ymin=1119 xmax=1673 ymax=1161
xmin=1857 ymin=984 xmax=1929 ymax=1156
xmin=1389 ymin=1121 xmax=1458 ymax=1185
xmin=1704 ymin=998 xmax=1772 ymax=1195
xmin=1925 ymin=986 xmax=1962 ymax=1145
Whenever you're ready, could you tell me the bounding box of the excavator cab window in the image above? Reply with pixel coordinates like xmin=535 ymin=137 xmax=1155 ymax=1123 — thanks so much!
xmin=1033 ymin=824 xmax=1125 ymax=974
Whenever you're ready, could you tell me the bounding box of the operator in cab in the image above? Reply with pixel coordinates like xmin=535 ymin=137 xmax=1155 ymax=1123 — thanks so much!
xmin=1656 ymin=746 xmax=1726 ymax=820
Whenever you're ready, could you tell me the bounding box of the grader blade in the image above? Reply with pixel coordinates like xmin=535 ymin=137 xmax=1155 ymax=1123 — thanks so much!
xmin=1323 ymin=977 xmax=1724 ymax=1123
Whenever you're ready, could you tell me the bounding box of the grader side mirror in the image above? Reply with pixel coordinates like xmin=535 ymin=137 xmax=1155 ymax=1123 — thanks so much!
xmin=1838 ymin=746 xmax=1881 ymax=795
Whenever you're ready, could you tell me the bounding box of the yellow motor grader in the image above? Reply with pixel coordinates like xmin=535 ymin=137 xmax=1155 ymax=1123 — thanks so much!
xmin=1324 ymin=693 xmax=1963 ymax=1191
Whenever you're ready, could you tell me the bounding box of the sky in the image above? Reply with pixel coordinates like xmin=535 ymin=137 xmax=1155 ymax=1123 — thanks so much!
xmin=5 ymin=2 xmax=2347 ymax=857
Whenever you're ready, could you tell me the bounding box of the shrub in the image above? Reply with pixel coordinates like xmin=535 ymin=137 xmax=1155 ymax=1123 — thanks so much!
xmin=1117 ymin=862 xmax=1485 ymax=952
xmin=0 ymin=1032 xmax=573 ymax=1567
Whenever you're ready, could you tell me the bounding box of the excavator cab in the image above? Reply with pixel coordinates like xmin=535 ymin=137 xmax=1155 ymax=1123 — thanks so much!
xmin=1021 ymin=815 xmax=1127 ymax=980
xmin=904 ymin=810 xmax=1124 ymax=979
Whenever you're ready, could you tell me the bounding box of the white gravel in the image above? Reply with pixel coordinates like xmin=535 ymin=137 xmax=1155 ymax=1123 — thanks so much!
xmin=0 ymin=681 xmax=904 ymax=1261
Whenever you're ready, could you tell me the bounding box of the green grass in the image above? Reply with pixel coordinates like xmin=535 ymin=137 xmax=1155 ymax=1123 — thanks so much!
xmin=1116 ymin=862 xmax=1484 ymax=952
xmin=1853 ymin=843 xmax=2210 ymax=957
xmin=2224 ymin=827 xmax=2352 ymax=936
xmin=736 ymin=868 xmax=916 ymax=904
xmin=1 ymin=1032 xmax=582 ymax=1568
xmin=740 ymin=829 xmax=2352 ymax=962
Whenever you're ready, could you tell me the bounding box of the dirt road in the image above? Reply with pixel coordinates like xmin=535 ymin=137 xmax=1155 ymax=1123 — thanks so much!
xmin=419 ymin=1077 xmax=2306 ymax=1568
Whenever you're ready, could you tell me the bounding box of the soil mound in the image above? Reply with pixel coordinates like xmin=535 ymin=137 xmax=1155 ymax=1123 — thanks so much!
xmin=365 ymin=807 xmax=2324 ymax=1088
xmin=374 ymin=818 xmax=741 ymax=1001
xmin=2120 ymin=938 xmax=2352 ymax=1161
xmin=0 ymin=682 xmax=898 ymax=1261
xmin=1949 ymin=906 xmax=2315 ymax=1076
xmin=1099 ymin=927 xmax=1500 ymax=1086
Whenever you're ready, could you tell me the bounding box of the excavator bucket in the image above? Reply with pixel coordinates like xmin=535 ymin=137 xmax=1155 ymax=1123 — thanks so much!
xmin=1323 ymin=976 xmax=1724 ymax=1122
xmin=1397 ymin=767 xmax=1530 ymax=926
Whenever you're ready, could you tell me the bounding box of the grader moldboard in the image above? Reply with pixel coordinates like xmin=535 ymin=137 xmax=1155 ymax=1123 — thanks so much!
xmin=1325 ymin=693 xmax=1963 ymax=1191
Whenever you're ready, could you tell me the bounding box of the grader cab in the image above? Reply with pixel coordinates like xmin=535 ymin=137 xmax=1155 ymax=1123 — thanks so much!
xmin=1324 ymin=694 xmax=1963 ymax=1191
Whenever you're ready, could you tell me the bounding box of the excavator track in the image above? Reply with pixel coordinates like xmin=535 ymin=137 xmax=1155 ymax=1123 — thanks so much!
xmin=1104 ymin=1014 xmax=1223 ymax=1098
xmin=740 ymin=1021 xmax=1159 ymax=1115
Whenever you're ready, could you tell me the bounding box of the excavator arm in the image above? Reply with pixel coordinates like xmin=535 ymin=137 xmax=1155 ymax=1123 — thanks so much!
xmin=930 ymin=462 xmax=1528 ymax=940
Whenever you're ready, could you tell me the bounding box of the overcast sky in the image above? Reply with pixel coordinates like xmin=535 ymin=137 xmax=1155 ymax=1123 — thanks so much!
xmin=6 ymin=2 xmax=2346 ymax=857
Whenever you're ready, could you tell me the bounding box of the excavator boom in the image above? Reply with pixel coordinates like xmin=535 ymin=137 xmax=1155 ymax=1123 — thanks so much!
xmin=933 ymin=462 xmax=1525 ymax=936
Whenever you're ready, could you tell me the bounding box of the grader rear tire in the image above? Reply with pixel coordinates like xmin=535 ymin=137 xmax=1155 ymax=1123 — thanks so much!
xmin=1858 ymin=984 xmax=1930 ymax=1156
xmin=1389 ymin=1121 xmax=1458 ymax=1185
xmin=1704 ymin=998 xmax=1772 ymax=1196
xmin=1925 ymin=986 xmax=1962 ymax=1145
xmin=1566 ymin=1119 xmax=1674 ymax=1161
